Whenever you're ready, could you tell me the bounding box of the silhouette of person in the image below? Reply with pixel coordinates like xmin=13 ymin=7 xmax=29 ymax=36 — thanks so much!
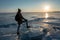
xmin=15 ymin=8 xmax=27 ymax=35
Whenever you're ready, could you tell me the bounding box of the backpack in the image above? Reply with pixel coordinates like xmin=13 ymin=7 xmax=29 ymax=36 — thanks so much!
xmin=15 ymin=13 xmax=22 ymax=22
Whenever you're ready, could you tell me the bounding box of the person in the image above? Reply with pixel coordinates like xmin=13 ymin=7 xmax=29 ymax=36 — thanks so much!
xmin=15 ymin=8 xmax=27 ymax=35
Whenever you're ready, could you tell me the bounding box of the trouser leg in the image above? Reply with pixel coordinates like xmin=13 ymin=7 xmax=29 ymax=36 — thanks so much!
xmin=17 ymin=24 xmax=20 ymax=33
xmin=17 ymin=22 xmax=21 ymax=35
xmin=25 ymin=20 xmax=29 ymax=28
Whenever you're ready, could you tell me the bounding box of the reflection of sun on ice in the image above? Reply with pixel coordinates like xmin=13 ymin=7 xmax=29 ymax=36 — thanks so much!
xmin=45 ymin=13 xmax=48 ymax=18
xmin=44 ymin=13 xmax=49 ymax=22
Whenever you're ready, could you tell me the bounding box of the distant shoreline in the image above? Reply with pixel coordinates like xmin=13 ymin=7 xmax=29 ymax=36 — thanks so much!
xmin=0 ymin=11 xmax=60 ymax=13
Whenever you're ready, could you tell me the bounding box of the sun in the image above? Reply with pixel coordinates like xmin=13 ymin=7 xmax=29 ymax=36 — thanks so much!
xmin=44 ymin=5 xmax=50 ymax=12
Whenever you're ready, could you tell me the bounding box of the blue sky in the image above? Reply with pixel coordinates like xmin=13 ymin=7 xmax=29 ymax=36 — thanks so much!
xmin=0 ymin=0 xmax=60 ymax=12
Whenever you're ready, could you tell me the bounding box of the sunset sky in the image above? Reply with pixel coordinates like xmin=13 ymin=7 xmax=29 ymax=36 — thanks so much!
xmin=0 ymin=0 xmax=60 ymax=12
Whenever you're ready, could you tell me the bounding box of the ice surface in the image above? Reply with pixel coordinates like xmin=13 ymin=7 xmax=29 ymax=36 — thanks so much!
xmin=0 ymin=13 xmax=60 ymax=40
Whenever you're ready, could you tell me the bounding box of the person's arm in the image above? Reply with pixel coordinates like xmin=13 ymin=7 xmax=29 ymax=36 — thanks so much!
xmin=22 ymin=17 xmax=27 ymax=21
xmin=20 ymin=13 xmax=27 ymax=21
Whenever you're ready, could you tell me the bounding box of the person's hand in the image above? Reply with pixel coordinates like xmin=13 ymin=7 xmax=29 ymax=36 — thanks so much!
xmin=23 ymin=18 xmax=28 ymax=21
xmin=25 ymin=19 xmax=28 ymax=21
